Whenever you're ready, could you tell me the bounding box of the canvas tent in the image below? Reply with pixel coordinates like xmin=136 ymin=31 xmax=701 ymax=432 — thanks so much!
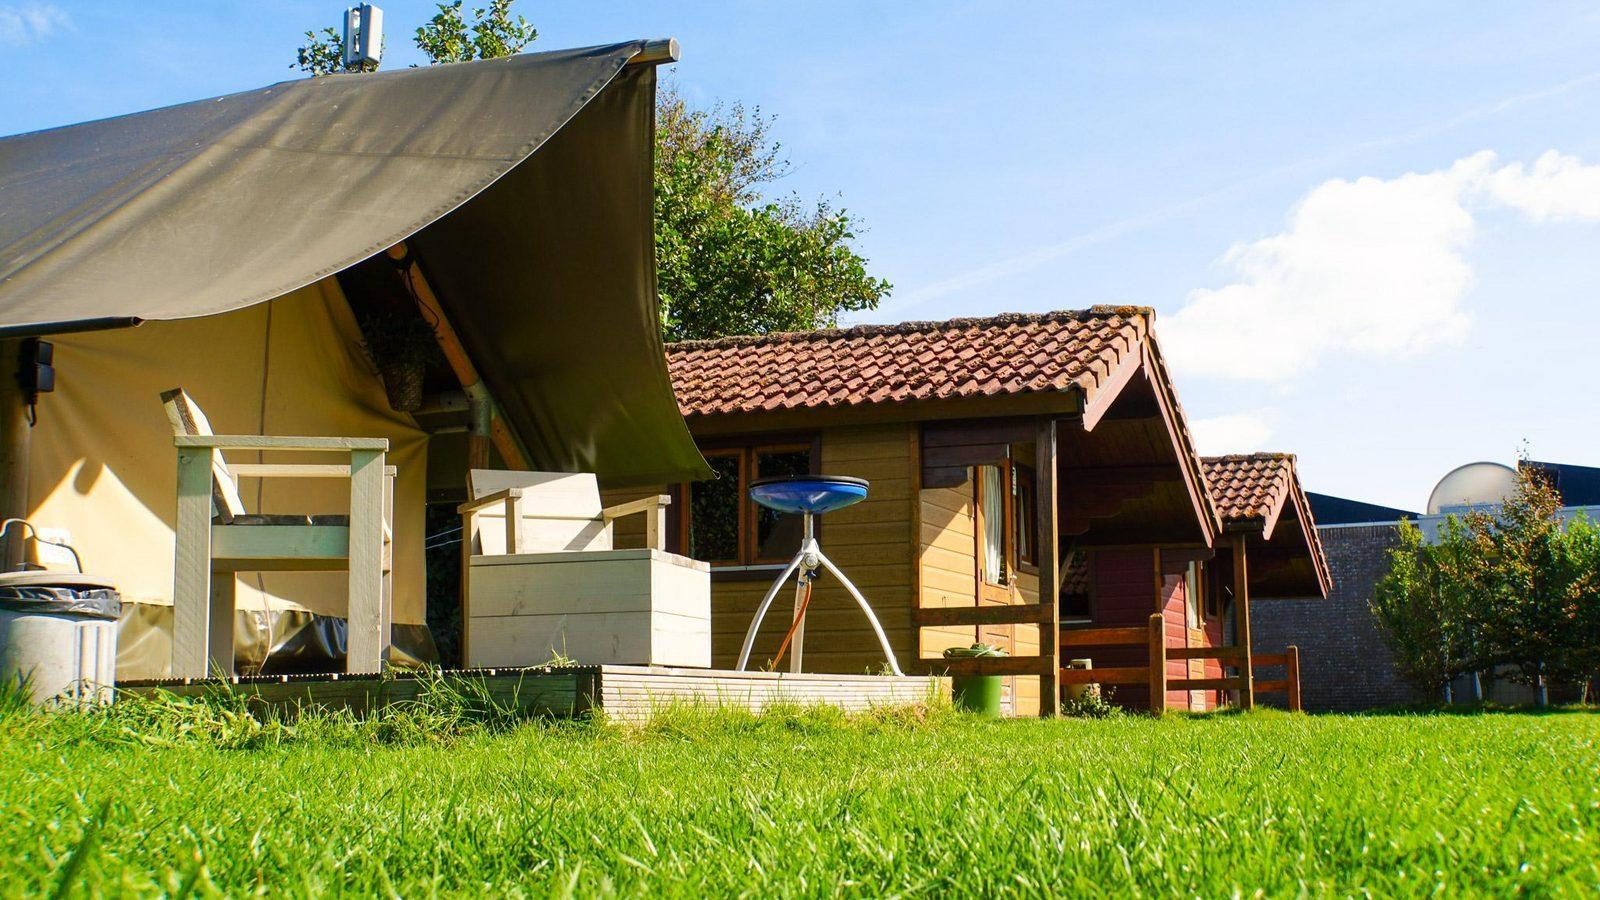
xmin=0 ymin=40 xmax=710 ymax=678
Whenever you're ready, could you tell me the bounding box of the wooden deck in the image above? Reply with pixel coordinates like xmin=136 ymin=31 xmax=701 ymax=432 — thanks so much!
xmin=116 ymin=666 xmax=947 ymax=722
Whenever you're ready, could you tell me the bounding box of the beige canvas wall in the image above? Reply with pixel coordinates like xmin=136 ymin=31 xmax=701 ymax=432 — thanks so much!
xmin=25 ymin=278 xmax=429 ymax=624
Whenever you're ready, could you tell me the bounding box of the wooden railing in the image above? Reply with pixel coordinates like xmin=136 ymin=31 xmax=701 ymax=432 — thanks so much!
xmin=917 ymin=603 xmax=1061 ymax=680
xmin=1252 ymin=647 xmax=1303 ymax=712
xmin=1058 ymin=614 xmax=1302 ymax=714
xmin=1059 ymin=617 xmax=1165 ymax=709
xmin=920 ymin=606 xmax=1303 ymax=715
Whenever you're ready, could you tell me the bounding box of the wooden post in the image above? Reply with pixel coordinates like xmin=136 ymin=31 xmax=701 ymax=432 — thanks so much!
xmin=386 ymin=243 xmax=527 ymax=470
xmin=645 ymin=501 xmax=666 ymax=551
xmin=1232 ymin=534 xmax=1254 ymax=710
xmin=0 ymin=339 xmax=31 ymax=570
xmin=1286 ymin=645 xmax=1302 ymax=713
xmin=1148 ymin=612 xmax=1166 ymax=715
xmin=208 ymin=575 xmax=236 ymax=676
xmin=345 ymin=447 xmax=388 ymax=674
xmin=1036 ymin=417 xmax=1061 ymax=718
xmin=172 ymin=445 xmax=216 ymax=678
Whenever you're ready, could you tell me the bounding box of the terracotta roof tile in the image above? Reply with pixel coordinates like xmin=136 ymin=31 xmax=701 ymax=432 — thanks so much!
xmin=666 ymin=307 xmax=1152 ymax=418
xmin=1202 ymin=453 xmax=1296 ymax=523
xmin=1203 ymin=452 xmax=1333 ymax=596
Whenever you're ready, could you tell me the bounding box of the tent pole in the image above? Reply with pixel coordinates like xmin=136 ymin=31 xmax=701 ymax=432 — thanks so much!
xmin=626 ymin=38 xmax=680 ymax=67
xmin=0 ymin=339 xmax=30 ymax=570
xmin=385 ymin=243 xmax=529 ymax=471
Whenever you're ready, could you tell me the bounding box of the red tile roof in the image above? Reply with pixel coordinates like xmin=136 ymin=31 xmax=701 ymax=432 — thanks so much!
xmin=1203 ymin=453 xmax=1331 ymax=595
xmin=666 ymin=307 xmax=1152 ymax=418
xmin=1203 ymin=453 xmax=1296 ymax=524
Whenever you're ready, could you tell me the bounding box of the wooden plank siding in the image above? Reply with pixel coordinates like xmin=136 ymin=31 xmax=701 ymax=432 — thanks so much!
xmin=736 ymin=424 xmax=916 ymax=673
xmin=606 ymin=424 xmax=922 ymax=676
xmin=915 ymin=469 xmax=1040 ymax=717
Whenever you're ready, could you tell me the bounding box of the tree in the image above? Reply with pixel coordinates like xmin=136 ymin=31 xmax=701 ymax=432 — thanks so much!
xmin=653 ymin=89 xmax=890 ymax=341
xmin=412 ymin=1 xmax=536 ymax=64
xmin=1373 ymin=464 xmax=1600 ymax=705
xmin=1476 ymin=468 xmax=1570 ymax=700
xmin=1371 ymin=517 xmax=1480 ymax=698
xmin=294 ymin=3 xmax=888 ymax=342
xmin=293 ymin=27 xmax=378 ymax=76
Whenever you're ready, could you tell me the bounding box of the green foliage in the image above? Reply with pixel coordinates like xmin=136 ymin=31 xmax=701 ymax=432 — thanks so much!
xmin=1060 ymin=685 xmax=1123 ymax=719
xmin=414 ymin=1 xmax=537 ymax=65
xmin=292 ymin=26 xmax=380 ymax=76
xmin=1371 ymin=517 xmax=1479 ymax=695
xmin=2 ymin=702 xmax=1597 ymax=894
xmin=1373 ymin=465 xmax=1600 ymax=700
xmin=655 ymin=88 xmax=891 ymax=341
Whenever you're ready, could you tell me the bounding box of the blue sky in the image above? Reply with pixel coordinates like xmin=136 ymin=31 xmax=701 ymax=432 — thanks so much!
xmin=5 ymin=2 xmax=1599 ymax=511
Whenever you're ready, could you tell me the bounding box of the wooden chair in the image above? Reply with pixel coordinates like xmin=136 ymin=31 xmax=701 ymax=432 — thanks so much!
xmin=162 ymin=389 xmax=395 ymax=677
xmin=458 ymin=470 xmax=710 ymax=668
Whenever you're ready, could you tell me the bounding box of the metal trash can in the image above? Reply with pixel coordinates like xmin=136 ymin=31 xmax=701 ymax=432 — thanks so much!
xmin=944 ymin=643 xmax=1006 ymax=717
xmin=0 ymin=572 xmax=120 ymax=705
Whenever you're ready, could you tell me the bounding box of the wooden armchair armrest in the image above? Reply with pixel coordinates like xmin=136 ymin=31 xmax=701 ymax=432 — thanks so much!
xmin=456 ymin=487 xmax=523 ymax=515
xmin=601 ymin=494 xmax=672 ymax=522
xmin=602 ymin=494 xmax=672 ymax=551
xmin=458 ymin=488 xmax=526 ymax=555
xmin=175 ymin=435 xmax=389 ymax=452
xmin=230 ymin=464 xmax=398 ymax=478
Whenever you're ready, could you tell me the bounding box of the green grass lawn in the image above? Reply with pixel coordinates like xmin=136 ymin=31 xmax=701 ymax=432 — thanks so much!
xmin=3 ymin=692 xmax=1597 ymax=897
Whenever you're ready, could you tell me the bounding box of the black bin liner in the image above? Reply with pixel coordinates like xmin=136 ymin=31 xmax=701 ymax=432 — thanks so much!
xmin=0 ymin=582 xmax=121 ymax=620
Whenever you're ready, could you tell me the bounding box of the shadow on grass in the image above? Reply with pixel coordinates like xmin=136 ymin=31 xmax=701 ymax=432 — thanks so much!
xmin=1334 ymin=702 xmax=1598 ymax=718
xmin=1144 ymin=702 xmax=1598 ymax=721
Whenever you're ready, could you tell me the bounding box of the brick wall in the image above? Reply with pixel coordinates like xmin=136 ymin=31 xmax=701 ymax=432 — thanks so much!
xmin=1252 ymin=524 xmax=1424 ymax=711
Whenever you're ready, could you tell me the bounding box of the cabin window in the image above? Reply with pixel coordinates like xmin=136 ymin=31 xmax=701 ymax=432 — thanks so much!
xmin=1013 ymin=463 xmax=1037 ymax=569
xmin=975 ymin=460 xmax=1043 ymax=592
xmin=753 ymin=448 xmax=811 ymax=561
xmin=682 ymin=441 xmax=815 ymax=567
xmin=1185 ymin=561 xmax=1204 ymax=629
xmin=688 ymin=452 xmax=743 ymax=564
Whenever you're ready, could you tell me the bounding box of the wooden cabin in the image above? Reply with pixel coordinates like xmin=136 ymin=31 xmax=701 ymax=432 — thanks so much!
xmin=605 ymin=308 xmax=1329 ymax=716
xmin=1198 ymin=453 xmax=1332 ymax=708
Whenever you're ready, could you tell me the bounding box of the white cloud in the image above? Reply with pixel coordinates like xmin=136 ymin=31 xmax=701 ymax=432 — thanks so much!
xmin=1483 ymin=150 xmax=1600 ymax=221
xmin=0 ymin=3 xmax=70 ymax=46
xmin=1163 ymin=150 xmax=1600 ymax=383
xmin=1190 ymin=413 xmax=1274 ymax=455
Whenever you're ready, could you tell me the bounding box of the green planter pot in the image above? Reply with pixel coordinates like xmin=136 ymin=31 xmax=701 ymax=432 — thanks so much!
xmin=944 ymin=643 xmax=1007 ymax=717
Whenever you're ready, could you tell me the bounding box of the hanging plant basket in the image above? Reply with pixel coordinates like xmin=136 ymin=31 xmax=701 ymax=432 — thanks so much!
xmin=357 ymin=300 xmax=440 ymax=414
xmin=380 ymin=360 xmax=426 ymax=412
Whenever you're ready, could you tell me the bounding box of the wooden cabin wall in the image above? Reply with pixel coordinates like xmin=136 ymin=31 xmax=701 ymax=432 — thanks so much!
xmin=609 ymin=423 xmax=919 ymax=674
xmin=1073 ymin=548 xmax=1234 ymax=712
xmin=774 ymin=422 xmax=917 ymax=674
xmin=1011 ymin=569 xmax=1041 ymax=716
xmin=1158 ymin=572 xmax=1191 ymax=710
xmin=1080 ymin=548 xmax=1157 ymax=709
xmin=917 ymin=480 xmax=977 ymax=660
xmin=915 ymin=469 xmax=1040 ymax=717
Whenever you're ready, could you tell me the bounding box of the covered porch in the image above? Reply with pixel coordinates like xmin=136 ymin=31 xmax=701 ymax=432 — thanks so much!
xmin=911 ymin=323 xmax=1329 ymax=715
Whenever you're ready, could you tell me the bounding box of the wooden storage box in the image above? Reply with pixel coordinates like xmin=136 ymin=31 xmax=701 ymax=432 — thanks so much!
xmin=465 ymin=549 xmax=711 ymax=668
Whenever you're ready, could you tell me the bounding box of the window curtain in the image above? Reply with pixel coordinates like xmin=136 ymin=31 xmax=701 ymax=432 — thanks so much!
xmin=980 ymin=465 xmax=1004 ymax=584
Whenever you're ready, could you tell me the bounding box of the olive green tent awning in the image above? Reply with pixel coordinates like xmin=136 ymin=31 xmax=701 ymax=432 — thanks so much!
xmin=0 ymin=41 xmax=709 ymax=487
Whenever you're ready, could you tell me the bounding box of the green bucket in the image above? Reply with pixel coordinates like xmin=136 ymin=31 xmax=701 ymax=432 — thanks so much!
xmin=944 ymin=643 xmax=1007 ymax=717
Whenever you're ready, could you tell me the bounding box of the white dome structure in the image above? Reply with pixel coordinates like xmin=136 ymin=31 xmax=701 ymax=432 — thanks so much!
xmin=1426 ymin=461 xmax=1518 ymax=515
